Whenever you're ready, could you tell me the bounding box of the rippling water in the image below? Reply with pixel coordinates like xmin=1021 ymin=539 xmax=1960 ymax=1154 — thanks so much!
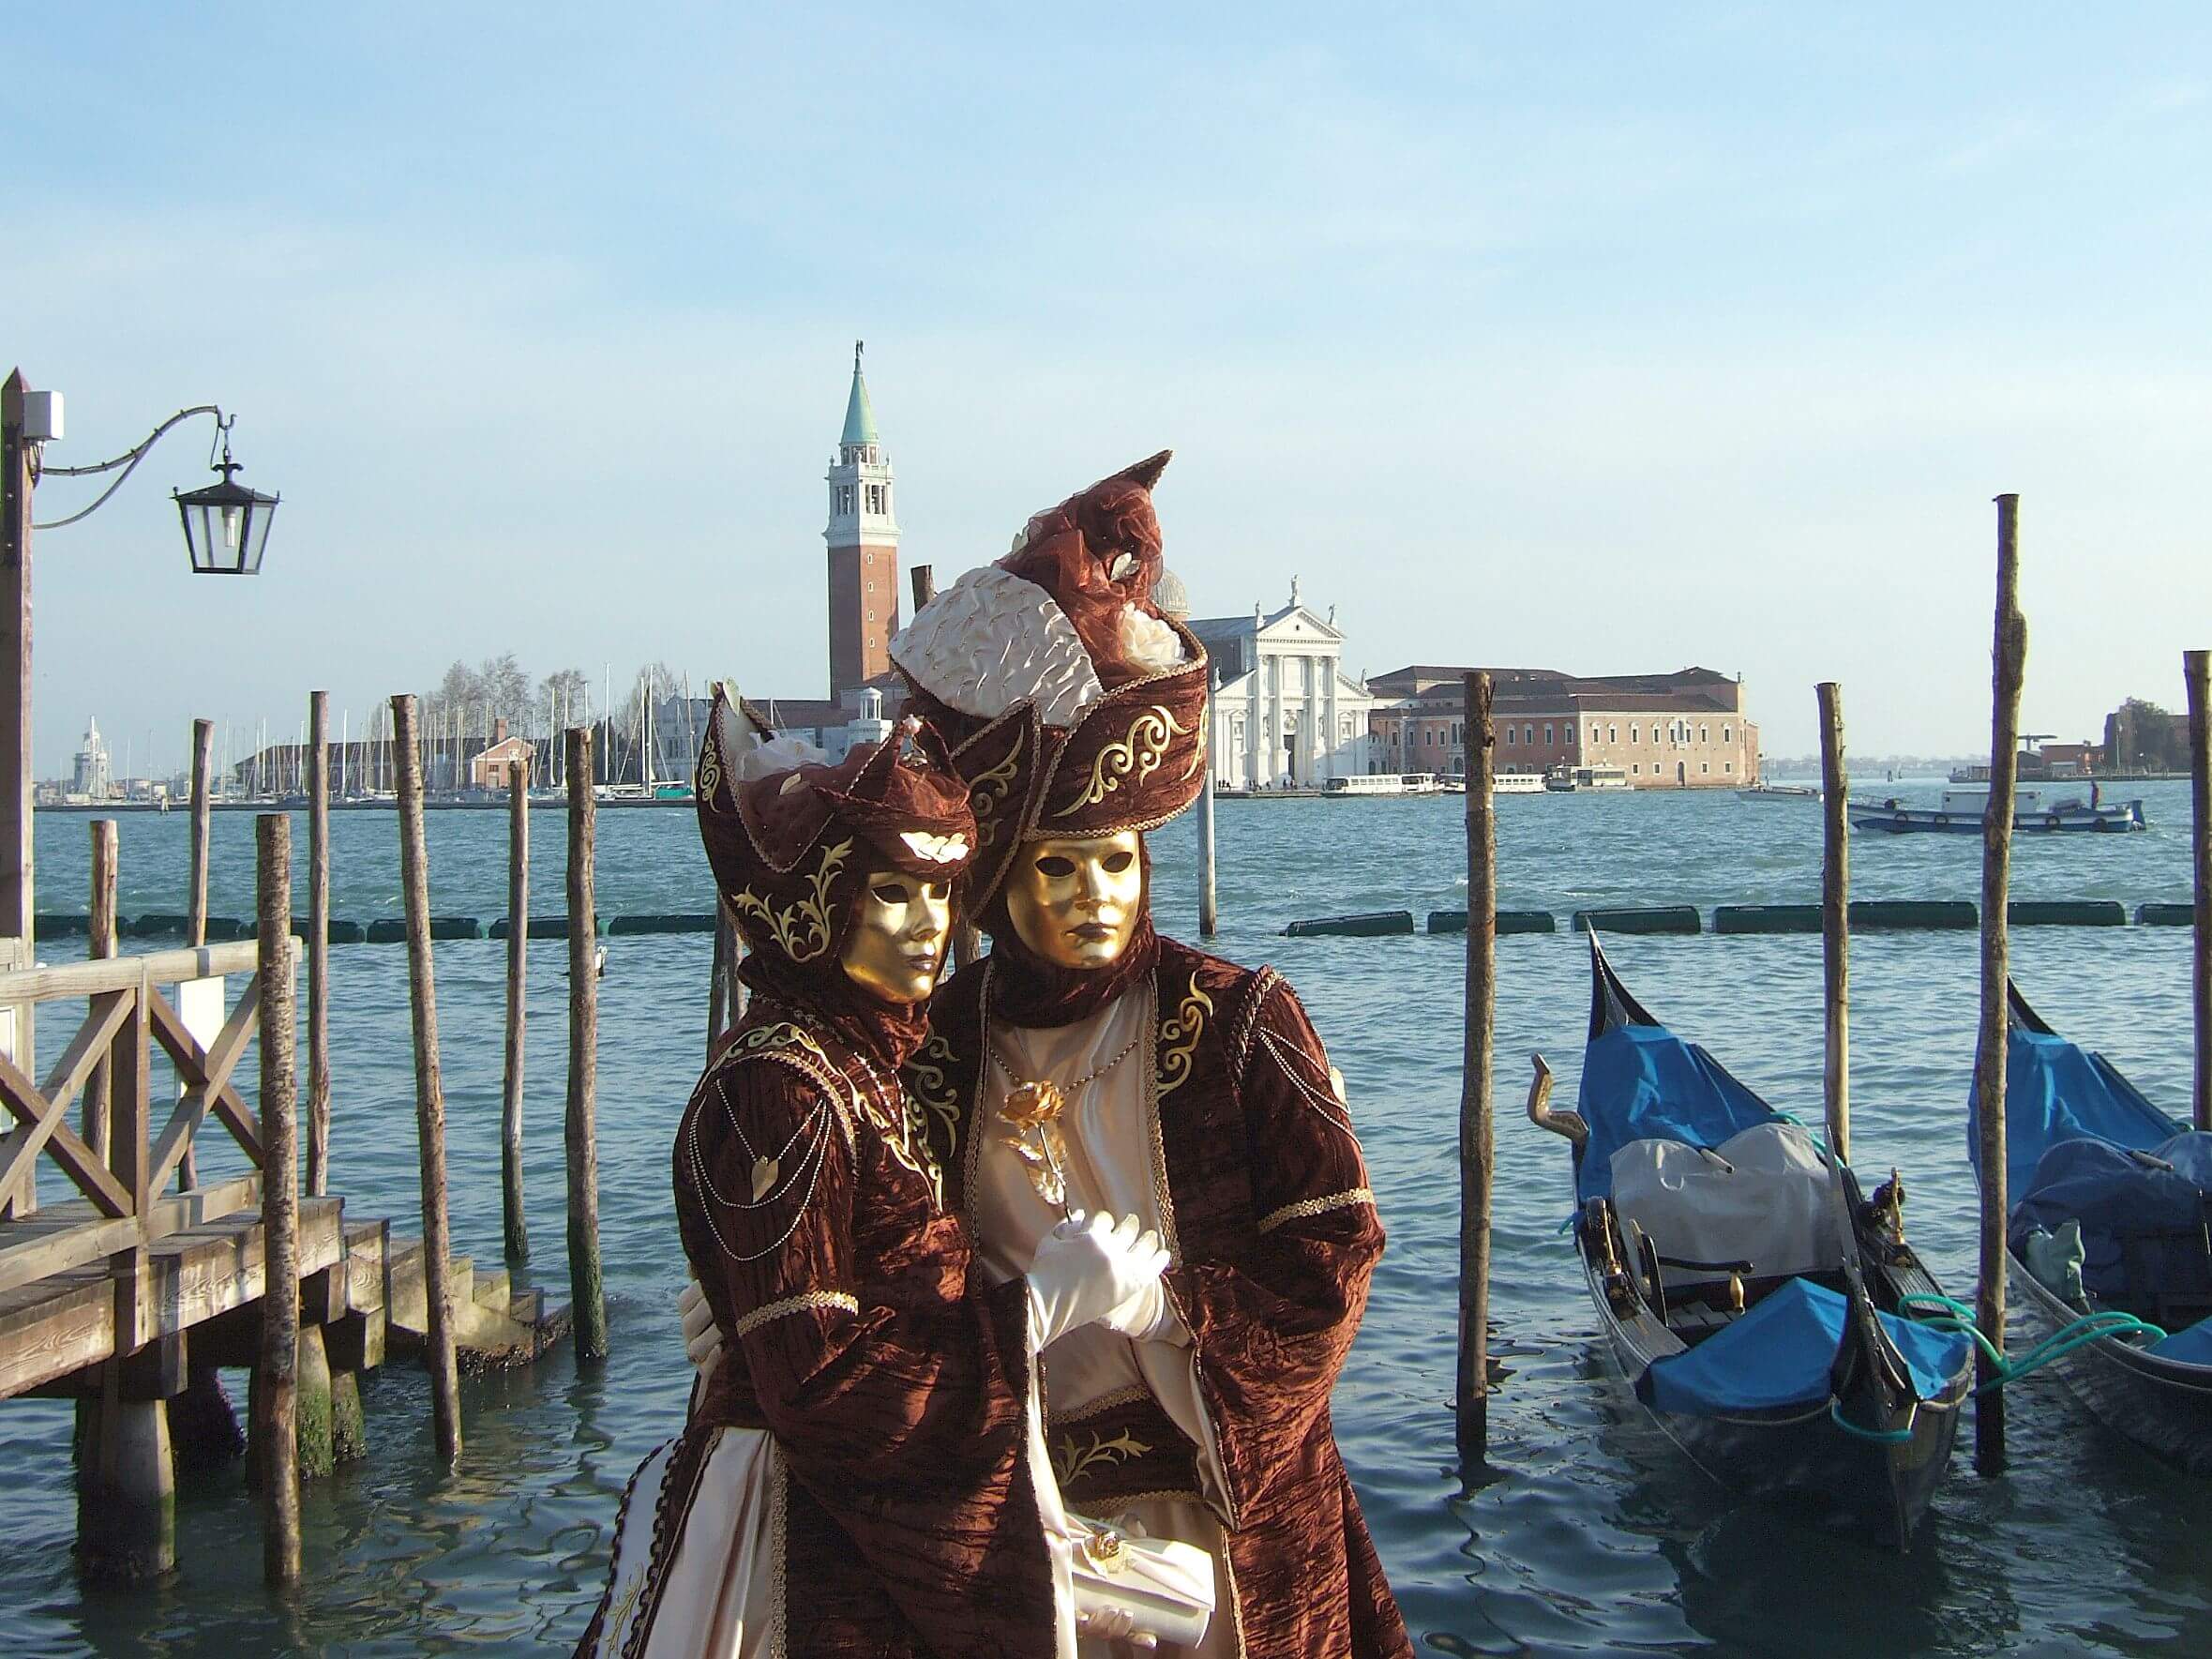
xmin=12 ymin=780 xmax=2211 ymax=1655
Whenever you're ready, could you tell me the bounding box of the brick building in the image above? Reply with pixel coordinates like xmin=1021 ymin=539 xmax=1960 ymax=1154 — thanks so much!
xmin=824 ymin=343 xmax=899 ymax=695
xmin=1367 ymin=665 xmax=1760 ymax=788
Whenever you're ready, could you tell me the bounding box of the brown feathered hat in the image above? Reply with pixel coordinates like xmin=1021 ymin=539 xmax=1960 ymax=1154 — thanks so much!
xmin=694 ymin=686 xmax=976 ymax=973
xmin=890 ymin=452 xmax=1208 ymax=909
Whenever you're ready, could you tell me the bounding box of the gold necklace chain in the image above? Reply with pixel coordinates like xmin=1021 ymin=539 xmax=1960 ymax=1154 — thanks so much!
xmin=988 ymin=1030 xmax=1142 ymax=1094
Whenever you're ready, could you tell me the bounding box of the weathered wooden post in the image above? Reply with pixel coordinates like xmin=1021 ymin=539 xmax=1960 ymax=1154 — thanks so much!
xmin=503 ymin=757 xmax=530 ymax=1263
xmin=2188 ymin=648 xmax=2210 ymax=1131
xmin=1817 ymin=683 xmax=1850 ymax=1165
xmin=1456 ymin=670 xmax=1497 ymax=1467
xmin=1199 ymin=664 xmax=1220 ymax=939
xmin=1972 ymin=493 xmax=2027 ymax=1476
xmin=308 ymin=691 xmax=332 ymax=1198
xmin=254 ymin=814 xmax=302 ymax=1584
xmin=392 ymin=694 xmax=463 ymax=1460
xmin=567 ymin=727 xmax=609 ymax=1360
xmin=181 ymin=716 xmax=215 ymax=1194
xmin=87 ymin=820 xmax=118 ymax=1160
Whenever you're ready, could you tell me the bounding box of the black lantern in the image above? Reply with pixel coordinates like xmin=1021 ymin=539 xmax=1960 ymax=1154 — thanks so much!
xmin=173 ymin=426 xmax=278 ymax=575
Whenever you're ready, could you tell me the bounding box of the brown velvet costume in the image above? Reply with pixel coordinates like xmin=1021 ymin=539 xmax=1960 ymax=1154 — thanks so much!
xmin=895 ymin=455 xmax=1412 ymax=1657
xmin=911 ymin=939 xmax=1411 ymax=1659
xmin=576 ymin=703 xmax=1058 ymax=1658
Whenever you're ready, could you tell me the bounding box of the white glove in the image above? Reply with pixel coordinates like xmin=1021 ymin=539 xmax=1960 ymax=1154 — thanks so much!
xmin=1100 ymin=1274 xmax=1181 ymax=1343
xmin=1027 ymin=1211 xmax=1170 ymax=1350
xmin=679 ymin=1275 xmax=723 ymax=1382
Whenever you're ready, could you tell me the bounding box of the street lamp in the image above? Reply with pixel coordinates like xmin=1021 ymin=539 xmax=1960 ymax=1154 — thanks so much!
xmin=1 ymin=368 xmax=282 ymax=1023
xmin=173 ymin=421 xmax=279 ymax=575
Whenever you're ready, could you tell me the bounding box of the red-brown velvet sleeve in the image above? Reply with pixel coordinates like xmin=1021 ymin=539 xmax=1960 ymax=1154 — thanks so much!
xmin=1166 ymin=981 xmax=1384 ymax=1523
xmin=684 ymin=1059 xmax=1053 ymax=1655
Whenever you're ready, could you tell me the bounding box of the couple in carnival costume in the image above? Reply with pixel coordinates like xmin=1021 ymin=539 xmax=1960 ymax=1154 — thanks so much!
xmin=580 ymin=452 xmax=1410 ymax=1657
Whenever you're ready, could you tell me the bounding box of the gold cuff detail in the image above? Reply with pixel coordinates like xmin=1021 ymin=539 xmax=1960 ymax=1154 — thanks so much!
xmin=732 ymin=1289 xmax=859 ymax=1337
xmin=1255 ymin=1187 xmax=1375 ymax=1236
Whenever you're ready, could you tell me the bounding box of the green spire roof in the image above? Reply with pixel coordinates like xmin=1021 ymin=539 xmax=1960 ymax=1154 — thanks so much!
xmin=841 ymin=340 xmax=878 ymax=447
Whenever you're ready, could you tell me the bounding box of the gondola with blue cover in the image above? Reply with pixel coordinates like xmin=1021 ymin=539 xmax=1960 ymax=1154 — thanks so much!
xmin=1549 ymin=935 xmax=1972 ymax=1547
xmin=1973 ymin=983 xmax=2212 ymax=1470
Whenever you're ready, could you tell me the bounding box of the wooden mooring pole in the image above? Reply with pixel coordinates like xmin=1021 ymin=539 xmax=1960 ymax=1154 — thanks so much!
xmin=1972 ymin=493 xmax=2027 ymax=1476
xmin=1456 ymin=671 xmax=1497 ymax=1468
xmin=2188 ymin=648 xmax=2210 ymax=1131
xmin=183 ymin=716 xmax=214 ymax=1193
xmin=307 ymin=691 xmax=332 ymax=1198
xmin=1817 ymin=683 xmax=1850 ymax=1165
xmin=392 ymin=694 xmax=463 ymax=1461
xmin=254 ymin=814 xmax=302 ymax=1585
xmin=503 ymin=758 xmax=530 ymax=1263
xmin=567 ymin=727 xmax=608 ymax=1360
xmin=1199 ymin=664 xmax=1220 ymax=940
xmin=87 ymin=819 xmax=117 ymax=1161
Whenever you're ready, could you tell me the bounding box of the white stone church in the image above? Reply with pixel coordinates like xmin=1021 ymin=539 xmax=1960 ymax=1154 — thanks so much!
xmin=1175 ymin=578 xmax=1375 ymax=788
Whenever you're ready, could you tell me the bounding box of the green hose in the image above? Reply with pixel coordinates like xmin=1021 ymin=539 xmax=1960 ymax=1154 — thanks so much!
xmin=1896 ymin=1291 xmax=2167 ymax=1395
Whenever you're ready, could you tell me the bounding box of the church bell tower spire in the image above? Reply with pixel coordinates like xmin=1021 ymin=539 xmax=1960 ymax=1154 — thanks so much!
xmin=824 ymin=340 xmax=900 ymax=695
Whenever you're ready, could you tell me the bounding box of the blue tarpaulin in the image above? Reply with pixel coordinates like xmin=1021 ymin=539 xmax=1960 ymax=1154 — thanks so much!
xmin=2153 ymin=1315 xmax=2212 ymax=1366
xmin=1638 ymin=1277 xmax=1972 ymax=1418
xmin=1976 ymin=1024 xmax=2180 ymax=1202
xmin=1576 ymin=1023 xmax=1785 ymax=1202
xmin=2011 ymin=1132 xmax=2212 ymax=1300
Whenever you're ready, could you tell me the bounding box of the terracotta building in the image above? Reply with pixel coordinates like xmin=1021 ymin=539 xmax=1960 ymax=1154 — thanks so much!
xmin=1367 ymin=665 xmax=1760 ymax=788
xmin=824 ymin=343 xmax=899 ymax=695
xmin=470 ymin=721 xmax=536 ymax=790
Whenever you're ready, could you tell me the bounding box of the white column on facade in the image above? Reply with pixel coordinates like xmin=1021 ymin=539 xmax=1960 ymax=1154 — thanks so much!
xmin=1247 ymin=664 xmax=1262 ymax=787
xmin=1324 ymin=655 xmax=1339 ymax=782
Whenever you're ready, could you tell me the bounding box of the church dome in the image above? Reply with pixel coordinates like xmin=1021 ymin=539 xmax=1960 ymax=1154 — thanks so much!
xmin=1151 ymin=566 xmax=1190 ymax=621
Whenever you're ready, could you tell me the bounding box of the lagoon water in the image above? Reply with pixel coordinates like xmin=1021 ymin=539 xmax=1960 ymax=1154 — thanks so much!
xmin=10 ymin=779 xmax=2212 ymax=1655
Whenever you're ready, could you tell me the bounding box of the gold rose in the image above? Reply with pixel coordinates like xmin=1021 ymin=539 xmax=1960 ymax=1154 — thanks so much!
xmin=996 ymin=1078 xmax=1074 ymax=1218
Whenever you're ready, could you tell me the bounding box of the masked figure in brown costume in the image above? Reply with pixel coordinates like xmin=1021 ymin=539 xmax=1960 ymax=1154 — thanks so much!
xmin=579 ymin=697 xmax=1174 ymax=1658
xmin=890 ymin=455 xmax=1414 ymax=1658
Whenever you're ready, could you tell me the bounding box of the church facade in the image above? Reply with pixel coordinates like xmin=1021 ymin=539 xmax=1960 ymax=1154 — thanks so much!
xmin=1185 ymin=582 xmax=1375 ymax=788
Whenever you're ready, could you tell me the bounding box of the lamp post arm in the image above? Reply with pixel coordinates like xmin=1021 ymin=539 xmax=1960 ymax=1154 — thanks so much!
xmin=32 ymin=403 xmax=225 ymax=530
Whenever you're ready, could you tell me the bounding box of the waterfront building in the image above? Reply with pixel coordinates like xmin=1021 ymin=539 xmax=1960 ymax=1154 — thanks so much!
xmin=469 ymin=722 xmax=537 ymax=790
xmin=2103 ymin=697 xmax=2189 ymax=773
xmin=1186 ymin=578 xmax=1375 ymax=787
xmin=824 ymin=344 xmax=899 ymax=696
xmin=1368 ymin=665 xmax=1760 ymax=788
xmin=70 ymin=718 xmax=112 ymax=801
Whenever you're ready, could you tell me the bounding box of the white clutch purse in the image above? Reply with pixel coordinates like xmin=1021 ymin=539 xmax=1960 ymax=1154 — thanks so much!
xmin=1069 ymin=1516 xmax=1216 ymax=1649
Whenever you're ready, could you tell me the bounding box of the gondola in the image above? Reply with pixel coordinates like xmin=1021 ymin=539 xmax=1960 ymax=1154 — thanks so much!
xmin=1540 ymin=934 xmax=1972 ymax=1547
xmin=1971 ymin=984 xmax=2212 ymax=1471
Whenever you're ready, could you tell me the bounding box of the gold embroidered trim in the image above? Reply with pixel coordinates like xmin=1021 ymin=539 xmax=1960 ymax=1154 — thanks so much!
xmin=903 ymin=1033 xmax=962 ymax=1170
xmin=1140 ymin=982 xmax=1181 ymax=1260
xmin=732 ymin=1289 xmax=859 ymax=1337
xmin=696 ymin=717 xmax=726 ymax=804
xmin=1156 ymin=973 xmax=1212 ymax=1098
xmin=1053 ymin=1427 xmax=1154 ymax=1488
xmin=729 ymin=837 xmax=852 ymax=962
xmin=1255 ymin=1186 xmax=1375 ymax=1236
xmin=966 ymin=729 xmax=1026 ymax=848
xmin=1047 ymin=1384 xmax=1153 ymax=1426
xmin=1053 ymin=704 xmax=1190 ymax=817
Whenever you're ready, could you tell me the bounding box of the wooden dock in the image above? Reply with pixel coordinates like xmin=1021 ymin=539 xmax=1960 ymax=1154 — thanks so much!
xmin=0 ymin=936 xmax=565 ymax=1579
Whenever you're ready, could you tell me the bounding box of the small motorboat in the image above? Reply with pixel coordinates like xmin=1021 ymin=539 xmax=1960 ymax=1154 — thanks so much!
xmin=1849 ymin=787 xmax=2144 ymax=835
xmin=1737 ymin=783 xmax=1821 ymax=804
xmin=1535 ymin=934 xmax=1972 ymax=1546
xmin=1972 ymin=985 xmax=2212 ymax=1471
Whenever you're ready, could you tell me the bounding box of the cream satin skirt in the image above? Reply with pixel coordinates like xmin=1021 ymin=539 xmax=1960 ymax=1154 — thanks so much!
xmin=589 ymin=1426 xmax=784 ymax=1658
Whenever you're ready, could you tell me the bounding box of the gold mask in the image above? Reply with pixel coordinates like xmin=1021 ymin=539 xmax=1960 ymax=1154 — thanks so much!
xmin=1003 ymin=829 xmax=1144 ymax=970
xmin=837 ymin=867 xmax=955 ymax=1004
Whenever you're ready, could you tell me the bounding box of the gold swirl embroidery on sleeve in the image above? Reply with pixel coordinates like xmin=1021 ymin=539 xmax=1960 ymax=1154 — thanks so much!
xmin=732 ymin=1289 xmax=860 ymax=1337
xmin=1054 ymin=705 xmax=1188 ymax=817
xmin=1255 ymin=1187 xmax=1376 ymax=1235
xmin=695 ymin=718 xmax=724 ymax=804
xmin=903 ymin=1033 xmax=962 ymax=1168
xmin=728 ymin=837 xmax=851 ymax=962
xmin=1156 ymin=973 xmax=1213 ymax=1098
xmin=1052 ymin=1428 xmax=1154 ymax=1489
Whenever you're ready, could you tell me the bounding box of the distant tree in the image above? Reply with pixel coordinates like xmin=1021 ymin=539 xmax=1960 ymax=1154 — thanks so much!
xmin=477 ymin=653 xmax=532 ymax=730
xmin=539 ymin=667 xmax=591 ymax=738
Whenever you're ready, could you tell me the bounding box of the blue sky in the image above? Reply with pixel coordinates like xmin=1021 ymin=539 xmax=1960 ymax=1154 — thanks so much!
xmin=8 ymin=5 xmax=2209 ymax=774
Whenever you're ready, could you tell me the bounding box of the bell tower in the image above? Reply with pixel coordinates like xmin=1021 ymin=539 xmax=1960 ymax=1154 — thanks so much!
xmin=824 ymin=341 xmax=899 ymax=695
